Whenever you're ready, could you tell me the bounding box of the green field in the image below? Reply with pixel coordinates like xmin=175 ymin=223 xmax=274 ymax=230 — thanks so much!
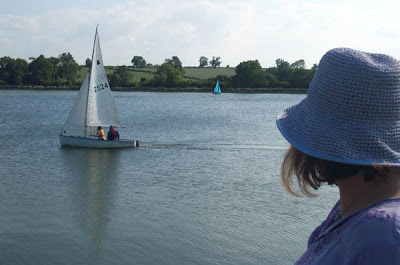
xmin=182 ymin=67 xmax=236 ymax=80
xmin=77 ymin=66 xmax=126 ymax=81
xmin=77 ymin=66 xmax=235 ymax=83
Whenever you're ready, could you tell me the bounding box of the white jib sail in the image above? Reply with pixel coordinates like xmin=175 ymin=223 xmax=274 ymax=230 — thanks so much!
xmin=86 ymin=29 xmax=122 ymax=130
xmin=61 ymin=73 xmax=90 ymax=137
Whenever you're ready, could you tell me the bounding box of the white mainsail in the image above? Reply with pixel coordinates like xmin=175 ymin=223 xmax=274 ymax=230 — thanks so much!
xmin=61 ymin=28 xmax=122 ymax=138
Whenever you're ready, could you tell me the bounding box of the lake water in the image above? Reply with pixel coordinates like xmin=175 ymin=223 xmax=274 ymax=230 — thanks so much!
xmin=0 ymin=90 xmax=339 ymax=265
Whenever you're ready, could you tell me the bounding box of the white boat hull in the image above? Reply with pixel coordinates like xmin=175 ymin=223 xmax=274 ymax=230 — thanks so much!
xmin=60 ymin=135 xmax=138 ymax=149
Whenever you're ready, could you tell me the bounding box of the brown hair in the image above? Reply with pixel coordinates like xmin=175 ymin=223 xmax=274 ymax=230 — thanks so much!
xmin=281 ymin=146 xmax=390 ymax=197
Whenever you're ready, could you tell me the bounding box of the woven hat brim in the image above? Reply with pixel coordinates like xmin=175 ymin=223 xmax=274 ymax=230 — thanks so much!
xmin=276 ymin=99 xmax=400 ymax=166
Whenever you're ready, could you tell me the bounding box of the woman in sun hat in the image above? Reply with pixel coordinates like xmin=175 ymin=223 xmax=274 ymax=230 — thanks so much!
xmin=276 ymin=47 xmax=400 ymax=264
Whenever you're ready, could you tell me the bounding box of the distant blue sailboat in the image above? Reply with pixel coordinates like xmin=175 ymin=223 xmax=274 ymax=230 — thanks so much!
xmin=213 ymin=80 xmax=221 ymax=94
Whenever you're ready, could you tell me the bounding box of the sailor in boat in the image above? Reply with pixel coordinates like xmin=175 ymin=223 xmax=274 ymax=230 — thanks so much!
xmin=92 ymin=126 xmax=106 ymax=140
xmin=107 ymin=125 xmax=120 ymax=141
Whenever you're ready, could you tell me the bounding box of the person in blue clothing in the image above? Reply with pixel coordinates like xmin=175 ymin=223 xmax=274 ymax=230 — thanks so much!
xmin=276 ymin=47 xmax=400 ymax=264
xmin=107 ymin=125 xmax=119 ymax=141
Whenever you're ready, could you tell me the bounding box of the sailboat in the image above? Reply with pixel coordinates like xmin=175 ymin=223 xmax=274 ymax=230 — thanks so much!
xmin=60 ymin=27 xmax=138 ymax=148
xmin=213 ymin=80 xmax=221 ymax=94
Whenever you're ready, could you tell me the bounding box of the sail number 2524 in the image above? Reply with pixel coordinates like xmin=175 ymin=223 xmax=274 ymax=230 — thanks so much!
xmin=94 ymin=82 xmax=109 ymax=92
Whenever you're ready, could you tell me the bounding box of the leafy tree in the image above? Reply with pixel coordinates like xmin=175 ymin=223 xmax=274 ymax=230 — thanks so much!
xmin=109 ymin=65 xmax=134 ymax=87
xmin=59 ymin=52 xmax=75 ymax=63
xmin=291 ymin=68 xmax=312 ymax=88
xmin=265 ymin=66 xmax=289 ymax=88
xmin=154 ymin=71 xmax=167 ymax=86
xmin=232 ymin=60 xmax=267 ymax=88
xmin=276 ymin=59 xmax=290 ymax=68
xmin=0 ymin=57 xmax=15 ymax=83
xmin=46 ymin=57 xmax=61 ymax=83
xmin=58 ymin=52 xmax=79 ymax=85
xmin=154 ymin=60 xmax=184 ymax=87
xmin=267 ymin=59 xmax=316 ymax=88
xmin=275 ymin=58 xmax=293 ymax=83
xmin=13 ymin=58 xmax=29 ymax=85
xmin=116 ymin=66 xmax=134 ymax=86
xmin=265 ymin=66 xmax=277 ymax=76
xmin=131 ymin=56 xmax=146 ymax=68
xmin=199 ymin=56 xmax=208 ymax=68
xmin=0 ymin=57 xmax=29 ymax=85
xmin=109 ymin=73 xmax=122 ymax=87
xmin=28 ymin=55 xmax=52 ymax=85
xmin=265 ymin=73 xmax=279 ymax=87
xmin=214 ymin=74 xmax=231 ymax=88
xmin=171 ymin=56 xmax=182 ymax=68
xmin=291 ymin=59 xmax=306 ymax=69
xmin=293 ymin=65 xmax=317 ymax=88
xmin=210 ymin=56 xmax=222 ymax=68
xmin=85 ymin=58 xmax=92 ymax=67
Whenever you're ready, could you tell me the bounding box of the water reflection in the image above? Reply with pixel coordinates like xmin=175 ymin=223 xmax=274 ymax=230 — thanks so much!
xmin=61 ymin=148 xmax=120 ymax=255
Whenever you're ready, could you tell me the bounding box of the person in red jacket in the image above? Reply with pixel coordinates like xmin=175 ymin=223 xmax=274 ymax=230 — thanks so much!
xmin=107 ymin=125 xmax=119 ymax=140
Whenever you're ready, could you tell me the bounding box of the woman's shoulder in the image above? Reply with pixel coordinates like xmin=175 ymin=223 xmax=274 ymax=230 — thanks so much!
xmin=340 ymin=199 xmax=400 ymax=263
xmin=345 ymin=198 xmax=400 ymax=245
xmin=299 ymin=199 xmax=400 ymax=265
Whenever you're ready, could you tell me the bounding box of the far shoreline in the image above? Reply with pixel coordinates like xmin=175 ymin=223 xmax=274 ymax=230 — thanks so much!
xmin=0 ymin=86 xmax=307 ymax=94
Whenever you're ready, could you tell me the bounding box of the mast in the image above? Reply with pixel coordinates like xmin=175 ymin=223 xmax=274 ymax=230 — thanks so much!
xmin=84 ymin=26 xmax=98 ymax=137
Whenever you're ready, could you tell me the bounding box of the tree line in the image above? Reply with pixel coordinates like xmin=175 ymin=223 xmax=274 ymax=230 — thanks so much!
xmin=0 ymin=53 xmax=80 ymax=87
xmin=0 ymin=53 xmax=317 ymax=90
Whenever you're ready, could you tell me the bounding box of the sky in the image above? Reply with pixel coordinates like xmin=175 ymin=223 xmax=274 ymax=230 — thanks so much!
xmin=1 ymin=0 xmax=400 ymax=68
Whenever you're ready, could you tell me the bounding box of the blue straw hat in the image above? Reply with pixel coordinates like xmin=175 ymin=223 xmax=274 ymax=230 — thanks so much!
xmin=276 ymin=48 xmax=400 ymax=166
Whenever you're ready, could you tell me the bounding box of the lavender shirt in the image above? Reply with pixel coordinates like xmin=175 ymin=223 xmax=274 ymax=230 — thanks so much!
xmin=295 ymin=198 xmax=400 ymax=264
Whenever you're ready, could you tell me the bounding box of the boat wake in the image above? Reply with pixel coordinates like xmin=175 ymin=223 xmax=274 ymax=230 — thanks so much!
xmin=138 ymin=143 xmax=287 ymax=151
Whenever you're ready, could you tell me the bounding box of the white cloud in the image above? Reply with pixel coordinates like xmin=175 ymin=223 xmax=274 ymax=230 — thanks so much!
xmin=0 ymin=0 xmax=400 ymax=67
